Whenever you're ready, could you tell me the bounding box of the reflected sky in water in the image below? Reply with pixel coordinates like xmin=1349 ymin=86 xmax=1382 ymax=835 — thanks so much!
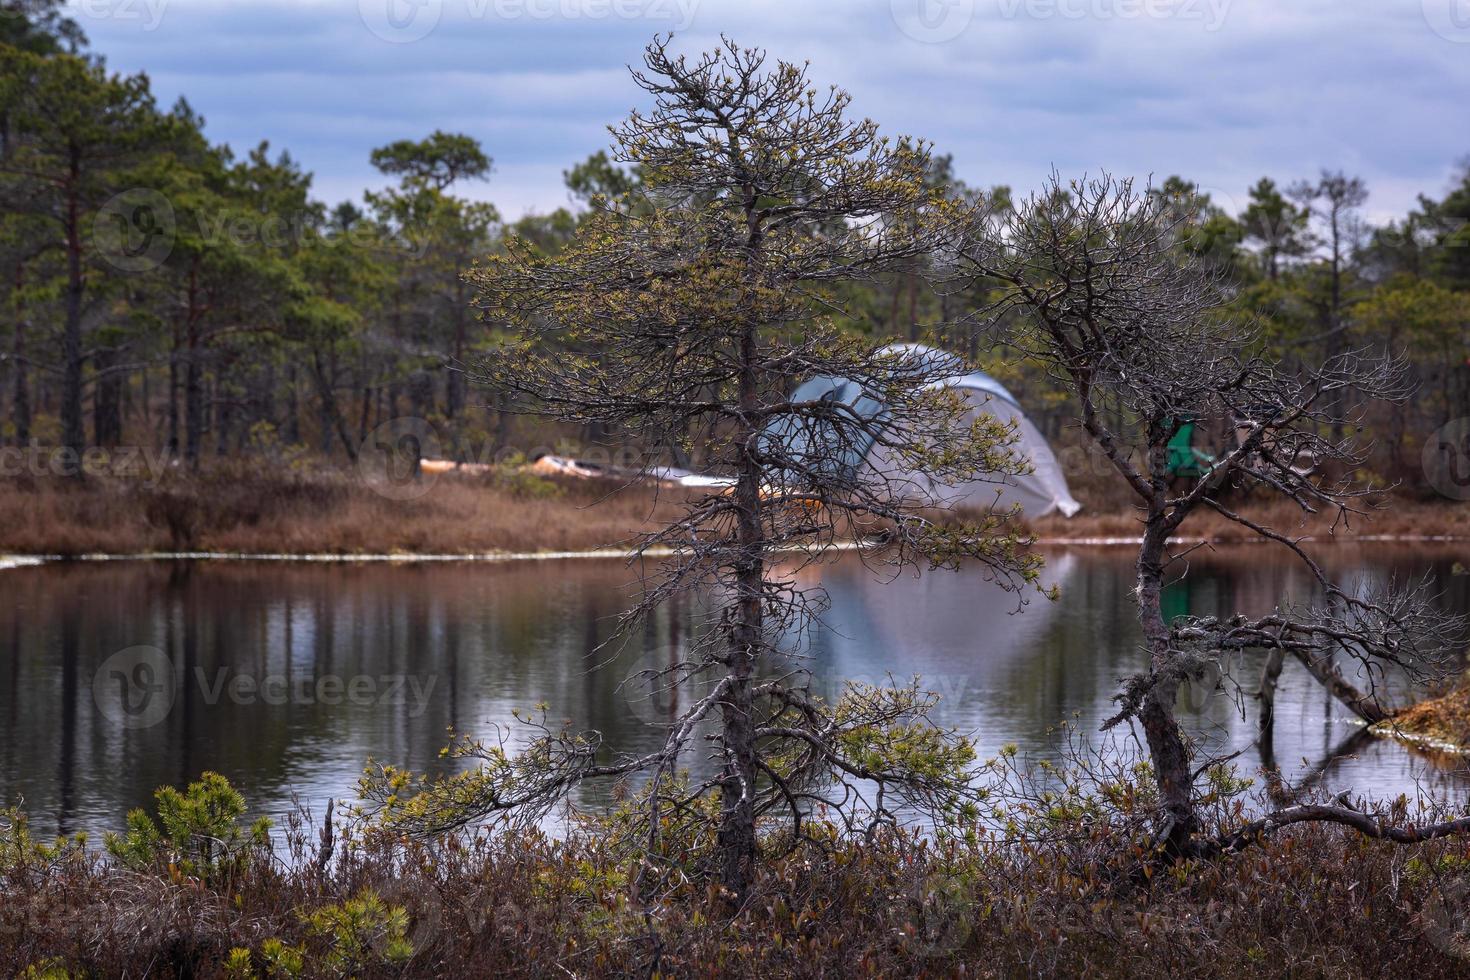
xmin=1 ymin=546 xmax=1467 ymax=839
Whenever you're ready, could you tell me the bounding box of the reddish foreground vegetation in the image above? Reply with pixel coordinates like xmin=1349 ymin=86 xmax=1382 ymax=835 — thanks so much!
xmin=6 ymin=783 xmax=1470 ymax=978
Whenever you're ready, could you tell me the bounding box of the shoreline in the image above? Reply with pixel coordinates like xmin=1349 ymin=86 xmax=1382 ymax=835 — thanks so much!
xmin=2 ymin=469 xmax=1465 ymax=561
xmin=2 ymin=531 xmax=1464 ymax=570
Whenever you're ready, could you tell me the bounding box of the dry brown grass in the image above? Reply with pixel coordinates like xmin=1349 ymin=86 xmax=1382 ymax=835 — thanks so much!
xmin=8 ymin=796 xmax=1470 ymax=978
xmin=2 ymin=463 xmax=1466 ymax=557
xmin=0 ymin=465 xmax=688 ymax=557
xmin=1026 ymin=493 xmax=1470 ymax=543
xmin=1375 ymin=684 xmax=1470 ymax=752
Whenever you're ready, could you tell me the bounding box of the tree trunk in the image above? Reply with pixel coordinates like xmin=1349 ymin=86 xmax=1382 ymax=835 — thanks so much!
xmin=1136 ymin=525 xmax=1197 ymax=854
xmin=717 ymin=314 xmax=762 ymax=895
xmin=284 ymin=365 xmax=300 ymax=445
xmin=358 ymin=384 xmax=371 ymax=445
xmin=1258 ymin=646 xmax=1286 ymax=730
xmin=310 ymin=348 xmax=358 ymax=462
xmin=214 ymin=388 xmax=231 ymax=458
xmin=167 ymin=323 xmax=180 ymax=459
xmin=61 ymin=161 xmax=86 ymax=462
xmin=184 ymin=330 xmax=203 ymax=470
xmin=10 ymin=272 xmax=30 ymax=444
xmin=92 ymin=348 xmax=122 ymax=448
xmin=905 ymin=270 xmax=919 ymax=342
xmin=447 ymin=292 xmax=467 ymax=419
xmin=1289 ymin=646 xmax=1389 ymax=724
xmin=1257 ymin=646 xmax=1287 ymax=799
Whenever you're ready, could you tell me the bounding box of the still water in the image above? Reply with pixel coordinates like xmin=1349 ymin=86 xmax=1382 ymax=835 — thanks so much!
xmin=2 ymin=546 xmax=1467 ymax=839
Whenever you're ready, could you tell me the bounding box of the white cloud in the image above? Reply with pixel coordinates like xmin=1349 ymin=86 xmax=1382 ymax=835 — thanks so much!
xmin=73 ymin=0 xmax=1470 ymax=219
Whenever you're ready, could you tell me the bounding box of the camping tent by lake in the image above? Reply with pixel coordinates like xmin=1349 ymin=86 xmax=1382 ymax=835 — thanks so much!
xmin=765 ymin=344 xmax=1082 ymax=520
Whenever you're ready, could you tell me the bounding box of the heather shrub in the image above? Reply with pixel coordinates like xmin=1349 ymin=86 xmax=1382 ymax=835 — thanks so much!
xmin=6 ymin=765 xmax=1470 ymax=977
xmin=104 ymin=770 xmax=271 ymax=885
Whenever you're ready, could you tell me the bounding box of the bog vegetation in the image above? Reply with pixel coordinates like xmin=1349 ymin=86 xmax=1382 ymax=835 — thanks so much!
xmin=8 ymin=759 xmax=1470 ymax=977
xmin=4 ymin=5 xmax=1470 ymax=979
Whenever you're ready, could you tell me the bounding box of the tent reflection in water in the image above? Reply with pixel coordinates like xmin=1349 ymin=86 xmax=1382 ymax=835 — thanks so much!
xmin=802 ymin=552 xmax=1082 ymax=688
xmin=764 ymin=343 xmax=1081 ymax=520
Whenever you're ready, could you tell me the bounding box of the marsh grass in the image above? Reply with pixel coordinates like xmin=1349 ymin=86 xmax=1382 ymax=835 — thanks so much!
xmin=0 ymin=464 xmax=690 ymax=557
xmin=3 ymin=463 xmax=1461 ymax=559
xmin=1024 ymin=493 xmax=1470 ymax=542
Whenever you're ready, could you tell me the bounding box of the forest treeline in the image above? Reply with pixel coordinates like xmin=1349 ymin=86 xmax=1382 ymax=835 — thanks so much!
xmin=2 ymin=1 xmax=1468 ymax=489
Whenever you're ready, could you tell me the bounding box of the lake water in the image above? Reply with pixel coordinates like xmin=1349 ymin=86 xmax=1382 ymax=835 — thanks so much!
xmin=2 ymin=546 xmax=1467 ymax=840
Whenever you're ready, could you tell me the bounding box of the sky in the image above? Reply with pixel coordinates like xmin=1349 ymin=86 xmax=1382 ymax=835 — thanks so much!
xmin=71 ymin=0 xmax=1470 ymax=225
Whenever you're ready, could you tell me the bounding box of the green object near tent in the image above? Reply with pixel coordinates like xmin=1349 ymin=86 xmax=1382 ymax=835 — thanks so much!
xmin=1166 ymin=422 xmax=1215 ymax=479
xmin=1161 ymin=580 xmax=1191 ymax=625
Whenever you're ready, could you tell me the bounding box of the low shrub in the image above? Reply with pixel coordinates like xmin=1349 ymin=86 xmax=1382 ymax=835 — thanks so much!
xmin=6 ymin=765 xmax=1470 ymax=977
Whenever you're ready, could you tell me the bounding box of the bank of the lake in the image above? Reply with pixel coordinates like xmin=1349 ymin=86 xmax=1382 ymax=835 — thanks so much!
xmin=1 ymin=468 xmax=1467 ymax=557
xmin=0 ymin=467 xmax=691 ymax=558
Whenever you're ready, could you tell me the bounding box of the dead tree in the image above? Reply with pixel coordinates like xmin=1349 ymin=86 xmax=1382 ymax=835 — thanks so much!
xmin=358 ymin=37 xmax=1040 ymax=895
xmin=958 ymin=172 xmax=1463 ymax=857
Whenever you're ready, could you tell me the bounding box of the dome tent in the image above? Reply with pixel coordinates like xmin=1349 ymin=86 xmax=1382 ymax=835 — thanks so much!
xmin=765 ymin=344 xmax=1081 ymax=520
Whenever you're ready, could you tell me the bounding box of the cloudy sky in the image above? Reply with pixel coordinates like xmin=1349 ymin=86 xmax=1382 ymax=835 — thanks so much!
xmin=74 ymin=0 xmax=1470 ymax=224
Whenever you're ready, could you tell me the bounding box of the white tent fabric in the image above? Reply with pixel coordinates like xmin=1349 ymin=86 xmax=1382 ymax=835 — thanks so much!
xmin=776 ymin=344 xmax=1082 ymax=520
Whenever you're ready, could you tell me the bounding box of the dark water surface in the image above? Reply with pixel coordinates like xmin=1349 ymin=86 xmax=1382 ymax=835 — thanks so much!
xmin=2 ymin=546 xmax=1468 ymax=839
